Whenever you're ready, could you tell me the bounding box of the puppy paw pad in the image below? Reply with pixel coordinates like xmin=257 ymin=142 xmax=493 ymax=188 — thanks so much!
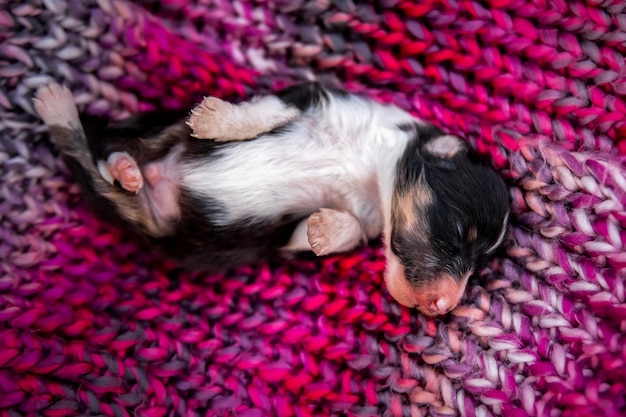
xmin=108 ymin=152 xmax=143 ymax=193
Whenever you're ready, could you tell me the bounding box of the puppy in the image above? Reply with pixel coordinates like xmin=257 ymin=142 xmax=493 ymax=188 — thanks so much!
xmin=33 ymin=82 xmax=510 ymax=316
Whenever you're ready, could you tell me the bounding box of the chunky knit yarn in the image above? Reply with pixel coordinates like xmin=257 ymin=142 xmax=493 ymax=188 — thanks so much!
xmin=0 ymin=0 xmax=624 ymax=416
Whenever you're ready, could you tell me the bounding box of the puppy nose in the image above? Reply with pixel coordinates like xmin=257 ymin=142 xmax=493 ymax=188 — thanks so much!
xmin=431 ymin=296 xmax=453 ymax=315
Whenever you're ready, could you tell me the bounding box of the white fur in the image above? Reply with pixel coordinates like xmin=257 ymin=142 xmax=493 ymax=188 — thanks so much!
xmin=424 ymin=134 xmax=466 ymax=158
xmin=181 ymin=93 xmax=416 ymax=242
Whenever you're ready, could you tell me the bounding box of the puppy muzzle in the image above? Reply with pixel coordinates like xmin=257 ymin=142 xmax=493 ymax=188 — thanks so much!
xmin=384 ymin=256 xmax=471 ymax=316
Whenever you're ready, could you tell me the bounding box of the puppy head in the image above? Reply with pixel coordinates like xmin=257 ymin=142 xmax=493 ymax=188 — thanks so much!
xmin=385 ymin=126 xmax=510 ymax=316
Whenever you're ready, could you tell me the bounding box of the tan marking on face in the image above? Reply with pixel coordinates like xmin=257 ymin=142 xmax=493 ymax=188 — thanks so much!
xmin=467 ymin=226 xmax=478 ymax=243
xmin=392 ymin=180 xmax=433 ymax=232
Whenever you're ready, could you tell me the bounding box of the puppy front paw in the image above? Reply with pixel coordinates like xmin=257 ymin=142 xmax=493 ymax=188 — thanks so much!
xmin=307 ymin=209 xmax=364 ymax=256
xmin=98 ymin=152 xmax=144 ymax=193
xmin=187 ymin=96 xmax=234 ymax=141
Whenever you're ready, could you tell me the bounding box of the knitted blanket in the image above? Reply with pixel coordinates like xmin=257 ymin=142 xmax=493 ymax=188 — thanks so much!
xmin=1 ymin=1 xmax=625 ymax=416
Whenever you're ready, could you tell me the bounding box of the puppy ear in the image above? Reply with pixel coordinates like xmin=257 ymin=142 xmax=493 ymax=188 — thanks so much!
xmin=423 ymin=135 xmax=467 ymax=159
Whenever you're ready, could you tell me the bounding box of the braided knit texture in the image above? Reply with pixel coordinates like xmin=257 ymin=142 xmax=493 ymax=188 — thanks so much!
xmin=1 ymin=0 xmax=625 ymax=416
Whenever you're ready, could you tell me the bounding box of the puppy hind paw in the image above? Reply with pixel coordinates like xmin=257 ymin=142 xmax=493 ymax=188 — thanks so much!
xmin=187 ymin=96 xmax=234 ymax=141
xmin=307 ymin=212 xmax=333 ymax=256
xmin=33 ymin=83 xmax=80 ymax=128
xmin=99 ymin=152 xmax=144 ymax=193
xmin=307 ymin=209 xmax=364 ymax=256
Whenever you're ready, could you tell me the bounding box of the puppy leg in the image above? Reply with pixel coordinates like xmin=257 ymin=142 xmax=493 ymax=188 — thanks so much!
xmin=33 ymin=83 xmax=87 ymax=155
xmin=187 ymin=95 xmax=300 ymax=141
xmin=307 ymin=209 xmax=366 ymax=256
xmin=33 ymin=84 xmax=171 ymax=237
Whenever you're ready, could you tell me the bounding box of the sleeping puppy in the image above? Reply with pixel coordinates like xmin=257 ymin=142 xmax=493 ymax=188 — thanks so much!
xmin=33 ymin=82 xmax=510 ymax=316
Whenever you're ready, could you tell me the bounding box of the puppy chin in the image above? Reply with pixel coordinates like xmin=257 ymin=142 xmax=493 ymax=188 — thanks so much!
xmin=384 ymin=251 xmax=469 ymax=316
xmin=384 ymin=254 xmax=418 ymax=308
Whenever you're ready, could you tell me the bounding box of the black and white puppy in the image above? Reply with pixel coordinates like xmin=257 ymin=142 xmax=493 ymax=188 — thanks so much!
xmin=33 ymin=82 xmax=509 ymax=316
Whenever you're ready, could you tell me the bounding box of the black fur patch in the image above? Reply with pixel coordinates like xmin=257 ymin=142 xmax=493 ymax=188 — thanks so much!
xmin=80 ymin=111 xmax=189 ymax=164
xmin=276 ymin=82 xmax=333 ymax=111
